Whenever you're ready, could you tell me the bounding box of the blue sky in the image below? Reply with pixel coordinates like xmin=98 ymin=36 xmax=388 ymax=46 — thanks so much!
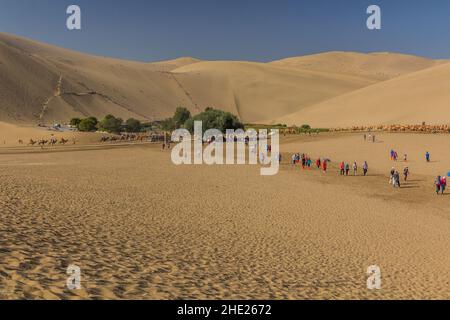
xmin=1 ymin=0 xmax=450 ymax=62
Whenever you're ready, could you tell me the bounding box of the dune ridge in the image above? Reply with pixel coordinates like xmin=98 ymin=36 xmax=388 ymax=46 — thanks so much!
xmin=0 ymin=32 xmax=448 ymax=128
xmin=275 ymin=61 xmax=450 ymax=128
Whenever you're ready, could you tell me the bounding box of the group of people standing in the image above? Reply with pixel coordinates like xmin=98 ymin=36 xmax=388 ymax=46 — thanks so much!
xmin=290 ymin=153 xmax=370 ymax=176
xmin=389 ymin=149 xmax=408 ymax=162
xmin=389 ymin=149 xmax=448 ymax=194
xmin=363 ymin=133 xmax=376 ymax=143
xmin=339 ymin=161 xmax=369 ymax=176
xmin=291 ymin=153 xmax=329 ymax=172
xmin=435 ymin=175 xmax=447 ymax=195
xmin=283 ymin=139 xmax=447 ymax=196
xmin=389 ymin=167 xmax=404 ymax=188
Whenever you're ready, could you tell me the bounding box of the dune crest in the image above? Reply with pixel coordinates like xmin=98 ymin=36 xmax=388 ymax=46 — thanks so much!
xmin=275 ymin=61 xmax=450 ymax=128
xmin=0 ymin=32 xmax=448 ymax=127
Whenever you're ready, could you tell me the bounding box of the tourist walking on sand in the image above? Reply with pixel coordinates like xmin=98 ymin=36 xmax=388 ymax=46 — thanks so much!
xmin=372 ymin=135 xmax=375 ymax=143
xmin=394 ymin=171 xmax=401 ymax=188
xmin=435 ymin=176 xmax=442 ymax=194
xmin=425 ymin=151 xmax=431 ymax=162
xmin=403 ymin=167 xmax=409 ymax=182
xmin=352 ymin=162 xmax=358 ymax=176
xmin=340 ymin=162 xmax=345 ymax=175
xmin=260 ymin=151 xmax=265 ymax=164
xmin=345 ymin=163 xmax=350 ymax=176
xmin=389 ymin=167 xmax=395 ymax=185
xmin=440 ymin=176 xmax=447 ymax=194
xmin=403 ymin=154 xmax=408 ymax=162
xmin=363 ymin=161 xmax=368 ymax=176
xmin=291 ymin=154 xmax=297 ymax=166
xmin=316 ymin=158 xmax=321 ymax=169
xmin=323 ymin=160 xmax=328 ymax=173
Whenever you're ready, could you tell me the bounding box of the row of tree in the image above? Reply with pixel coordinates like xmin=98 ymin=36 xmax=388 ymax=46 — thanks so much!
xmin=70 ymin=115 xmax=142 ymax=133
xmin=70 ymin=107 xmax=244 ymax=134
xmin=161 ymin=107 xmax=244 ymax=133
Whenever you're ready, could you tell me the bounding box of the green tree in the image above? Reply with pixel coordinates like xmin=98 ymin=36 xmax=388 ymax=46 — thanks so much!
xmin=301 ymin=124 xmax=311 ymax=130
xmin=184 ymin=108 xmax=244 ymax=133
xmin=172 ymin=107 xmax=191 ymax=128
xmin=160 ymin=118 xmax=176 ymax=131
xmin=70 ymin=117 xmax=81 ymax=128
xmin=125 ymin=118 xmax=142 ymax=133
xmin=99 ymin=115 xmax=123 ymax=133
xmin=78 ymin=117 xmax=98 ymax=132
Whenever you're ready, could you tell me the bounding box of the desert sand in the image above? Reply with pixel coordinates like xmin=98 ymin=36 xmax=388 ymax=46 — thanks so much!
xmin=2 ymin=32 xmax=449 ymax=127
xmin=0 ymin=133 xmax=449 ymax=300
xmin=1 ymin=32 xmax=449 ymax=300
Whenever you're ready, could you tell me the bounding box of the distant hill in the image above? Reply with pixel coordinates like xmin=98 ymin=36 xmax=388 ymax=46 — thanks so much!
xmin=275 ymin=62 xmax=450 ymax=127
xmin=0 ymin=32 xmax=447 ymax=127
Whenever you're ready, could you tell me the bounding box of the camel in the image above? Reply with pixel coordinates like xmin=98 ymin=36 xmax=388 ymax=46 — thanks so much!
xmin=28 ymin=139 xmax=37 ymax=146
xmin=49 ymin=138 xmax=58 ymax=146
xmin=59 ymin=138 xmax=69 ymax=145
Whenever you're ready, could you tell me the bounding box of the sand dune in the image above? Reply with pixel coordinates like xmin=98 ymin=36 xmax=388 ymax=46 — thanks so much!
xmin=172 ymin=61 xmax=376 ymax=122
xmin=148 ymin=57 xmax=201 ymax=71
xmin=276 ymin=61 xmax=450 ymax=128
xmin=2 ymin=32 xmax=446 ymax=127
xmin=0 ymin=33 xmax=206 ymax=124
xmin=271 ymin=51 xmax=443 ymax=80
xmin=0 ymin=33 xmax=375 ymax=124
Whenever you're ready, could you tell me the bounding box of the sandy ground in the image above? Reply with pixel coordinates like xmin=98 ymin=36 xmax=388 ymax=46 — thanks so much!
xmin=0 ymin=133 xmax=449 ymax=300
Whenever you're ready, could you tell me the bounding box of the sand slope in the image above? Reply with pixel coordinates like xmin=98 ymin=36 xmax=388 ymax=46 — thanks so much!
xmin=0 ymin=33 xmax=375 ymax=124
xmin=271 ymin=51 xmax=443 ymax=80
xmin=0 ymin=33 xmax=205 ymax=124
xmin=276 ymin=61 xmax=450 ymax=128
xmin=2 ymin=32 xmax=445 ymax=126
xmin=172 ymin=61 xmax=376 ymax=122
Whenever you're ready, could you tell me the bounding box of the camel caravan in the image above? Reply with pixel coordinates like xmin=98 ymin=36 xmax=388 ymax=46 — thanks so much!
xmin=25 ymin=137 xmax=70 ymax=147
xmin=330 ymin=123 xmax=450 ymax=134
xmin=14 ymin=132 xmax=167 ymax=149
xmin=99 ymin=133 xmax=168 ymax=143
xmin=99 ymin=134 xmax=147 ymax=143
